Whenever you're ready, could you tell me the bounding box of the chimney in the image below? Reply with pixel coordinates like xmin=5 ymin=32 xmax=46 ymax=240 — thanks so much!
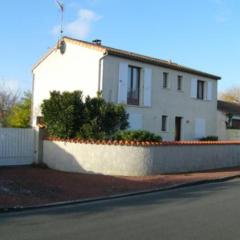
xmin=92 ymin=39 xmax=102 ymax=45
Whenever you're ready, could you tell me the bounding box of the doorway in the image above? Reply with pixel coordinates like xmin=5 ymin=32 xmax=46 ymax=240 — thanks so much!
xmin=175 ymin=117 xmax=182 ymax=141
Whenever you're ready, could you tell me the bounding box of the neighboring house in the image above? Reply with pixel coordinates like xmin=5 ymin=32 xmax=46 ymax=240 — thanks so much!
xmin=217 ymin=100 xmax=240 ymax=140
xmin=32 ymin=36 xmax=221 ymax=141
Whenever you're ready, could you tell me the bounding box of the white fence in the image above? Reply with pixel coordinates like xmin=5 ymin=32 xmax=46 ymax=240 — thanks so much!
xmin=0 ymin=128 xmax=35 ymax=166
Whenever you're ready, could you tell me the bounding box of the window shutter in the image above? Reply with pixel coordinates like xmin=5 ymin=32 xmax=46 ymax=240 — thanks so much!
xmin=118 ymin=62 xmax=128 ymax=104
xmin=143 ymin=68 xmax=152 ymax=107
xmin=191 ymin=78 xmax=197 ymax=98
xmin=195 ymin=118 xmax=206 ymax=138
xmin=207 ymin=81 xmax=212 ymax=100
xmin=128 ymin=112 xmax=143 ymax=130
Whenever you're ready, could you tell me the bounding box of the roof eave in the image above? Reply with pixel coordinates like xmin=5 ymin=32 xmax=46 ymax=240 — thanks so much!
xmin=107 ymin=51 xmax=221 ymax=80
xmin=32 ymin=45 xmax=58 ymax=71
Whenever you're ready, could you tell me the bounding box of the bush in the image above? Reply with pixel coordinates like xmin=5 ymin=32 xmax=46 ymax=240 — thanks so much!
xmin=41 ymin=91 xmax=85 ymax=138
xmin=76 ymin=123 xmax=107 ymax=140
xmin=41 ymin=91 xmax=129 ymax=139
xmin=199 ymin=136 xmax=218 ymax=141
xmin=112 ymin=130 xmax=162 ymax=142
xmin=76 ymin=94 xmax=129 ymax=140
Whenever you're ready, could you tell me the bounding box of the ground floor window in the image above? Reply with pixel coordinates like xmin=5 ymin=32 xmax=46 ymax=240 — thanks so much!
xmin=161 ymin=115 xmax=168 ymax=131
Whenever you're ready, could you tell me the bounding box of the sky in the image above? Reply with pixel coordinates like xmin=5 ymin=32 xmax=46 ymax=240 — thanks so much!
xmin=0 ymin=0 xmax=239 ymax=93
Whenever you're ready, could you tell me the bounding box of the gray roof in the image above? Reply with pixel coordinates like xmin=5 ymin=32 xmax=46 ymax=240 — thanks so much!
xmin=65 ymin=36 xmax=221 ymax=80
xmin=33 ymin=36 xmax=221 ymax=80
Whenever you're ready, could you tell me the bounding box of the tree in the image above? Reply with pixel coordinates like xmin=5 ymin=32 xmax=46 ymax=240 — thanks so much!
xmin=0 ymin=82 xmax=20 ymax=127
xmin=6 ymin=91 xmax=32 ymax=128
xmin=219 ymin=86 xmax=240 ymax=103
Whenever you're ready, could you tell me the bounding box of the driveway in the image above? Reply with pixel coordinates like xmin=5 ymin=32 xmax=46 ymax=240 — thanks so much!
xmin=1 ymin=166 xmax=240 ymax=208
xmin=1 ymin=179 xmax=240 ymax=240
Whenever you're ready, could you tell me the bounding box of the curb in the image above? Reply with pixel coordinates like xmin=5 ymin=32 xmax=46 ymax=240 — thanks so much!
xmin=1 ymin=174 xmax=240 ymax=214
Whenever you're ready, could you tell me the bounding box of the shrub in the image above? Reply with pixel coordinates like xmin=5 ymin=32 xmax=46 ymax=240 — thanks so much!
xmin=112 ymin=130 xmax=162 ymax=142
xmin=76 ymin=94 xmax=129 ymax=140
xmin=41 ymin=91 xmax=85 ymax=138
xmin=199 ymin=136 xmax=218 ymax=141
xmin=76 ymin=123 xmax=107 ymax=140
xmin=41 ymin=91 xmax=129 ymax=139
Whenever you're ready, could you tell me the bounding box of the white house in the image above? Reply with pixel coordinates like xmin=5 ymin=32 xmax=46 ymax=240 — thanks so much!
xmin=32 ymin=36 xmax=221 ymax=141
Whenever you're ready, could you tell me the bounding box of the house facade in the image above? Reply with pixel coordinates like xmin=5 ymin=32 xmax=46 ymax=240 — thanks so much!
xmin=32 ymin=37 xmax=221 ymax=141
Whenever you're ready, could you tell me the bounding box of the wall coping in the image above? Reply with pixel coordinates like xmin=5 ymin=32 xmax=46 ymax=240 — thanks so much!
xmin=44 ymin=138 xmax=240 ymax=147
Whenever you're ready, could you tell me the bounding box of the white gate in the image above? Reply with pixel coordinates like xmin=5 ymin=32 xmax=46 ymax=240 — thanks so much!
xmin=0 ymin=128 xmax=35 ymax=166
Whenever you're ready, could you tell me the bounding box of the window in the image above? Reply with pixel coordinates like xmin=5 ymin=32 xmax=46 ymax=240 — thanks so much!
xmin=127 ymin=66 xmax=140 ymax=105
xmin=177 ymin=75 xmax=183 ymax=91
xmin=163 ymin=72 xmax=168 ymax=88
xmin=197 ymin=80 xmax=205 ymax=100
xmin=161 ymin=115 xmax=168 ymax=131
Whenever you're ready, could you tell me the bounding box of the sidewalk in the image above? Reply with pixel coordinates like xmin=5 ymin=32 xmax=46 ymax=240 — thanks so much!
xmin=0 ymin=166 xmax=240 ymax=209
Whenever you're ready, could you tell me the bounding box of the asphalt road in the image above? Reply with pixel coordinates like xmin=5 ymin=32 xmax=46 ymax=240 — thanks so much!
xmin=1 ymin=179 xmax=240 ymax=240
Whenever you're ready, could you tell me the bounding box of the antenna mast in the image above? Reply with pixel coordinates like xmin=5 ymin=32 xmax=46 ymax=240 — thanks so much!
xmin=56 ymin=0 xmax=64 ymax=38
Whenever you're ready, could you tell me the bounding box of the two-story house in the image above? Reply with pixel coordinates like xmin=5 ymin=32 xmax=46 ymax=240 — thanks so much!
xmin=32 ymin=36 xmax=221 ymax=141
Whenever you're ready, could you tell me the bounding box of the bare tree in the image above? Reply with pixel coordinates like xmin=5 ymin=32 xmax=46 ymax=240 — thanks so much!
xmin=219 ymin=86 xmax=240 ymax=104
xmin=0 ymin=82 xmax=20 ymax=127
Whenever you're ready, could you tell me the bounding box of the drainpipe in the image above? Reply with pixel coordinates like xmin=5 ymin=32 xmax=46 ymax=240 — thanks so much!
xmin=98 ymin=51 xmax=108 ymax=93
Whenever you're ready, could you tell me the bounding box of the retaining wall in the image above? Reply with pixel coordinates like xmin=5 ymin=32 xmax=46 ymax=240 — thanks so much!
xmin=43 ymin=140 xmax=240 ymax=176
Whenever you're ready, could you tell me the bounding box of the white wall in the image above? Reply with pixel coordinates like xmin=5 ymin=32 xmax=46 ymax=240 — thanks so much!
xmin=32 ymin=40 xmax=104 ymax=126
xmin=43 ymin=141 xmax=240 ymax=176
xmin=217 ymin=111 xmax=227 ymax=140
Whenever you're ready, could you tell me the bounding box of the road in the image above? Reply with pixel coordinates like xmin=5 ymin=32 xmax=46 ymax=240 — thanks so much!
xmin=1 ymin=179 xmax=240 ymax=240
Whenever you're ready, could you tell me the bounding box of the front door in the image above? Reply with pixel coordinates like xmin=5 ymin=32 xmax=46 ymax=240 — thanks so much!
xmin=175 ymin=117 xmax=182 ymax=141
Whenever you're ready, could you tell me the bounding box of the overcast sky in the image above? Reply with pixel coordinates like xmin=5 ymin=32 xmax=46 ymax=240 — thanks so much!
xmin=0 ymin=0 xmax=239 ymax=93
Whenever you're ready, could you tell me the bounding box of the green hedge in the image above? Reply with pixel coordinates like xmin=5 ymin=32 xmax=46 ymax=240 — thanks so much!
xmin=41 ymin=91 xmax=85 ymax=138
xmin=112 ymin=130 xmax=162 ymax=142
xmin=42 ymin=91 xmax=162 ymax=141
xmin=41 ymin=91 xmax=129 ymax=139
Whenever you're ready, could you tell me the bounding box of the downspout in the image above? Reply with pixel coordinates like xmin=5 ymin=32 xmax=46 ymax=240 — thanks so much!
xmin=98 ymin=51 xmax=108 ymax=93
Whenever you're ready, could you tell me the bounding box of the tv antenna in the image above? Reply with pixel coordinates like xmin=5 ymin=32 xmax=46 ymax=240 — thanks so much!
xmin=55 ymin=0 xmax=64 ymax=38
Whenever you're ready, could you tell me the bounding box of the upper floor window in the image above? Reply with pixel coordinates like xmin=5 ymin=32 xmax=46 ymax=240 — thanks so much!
xmin=197 ymin=80 xmax=205 ymax=100
xmin=177 ymin=75 xmax=183 ymax=91
xmin=127 ymin=66 xmax=140 ymax=105
xmin=163 ymin=72 xmax=169 ymax=88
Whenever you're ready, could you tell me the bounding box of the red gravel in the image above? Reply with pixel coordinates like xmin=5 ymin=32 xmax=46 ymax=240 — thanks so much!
xmin=0 ymin=166 xmax=240 ymax=208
